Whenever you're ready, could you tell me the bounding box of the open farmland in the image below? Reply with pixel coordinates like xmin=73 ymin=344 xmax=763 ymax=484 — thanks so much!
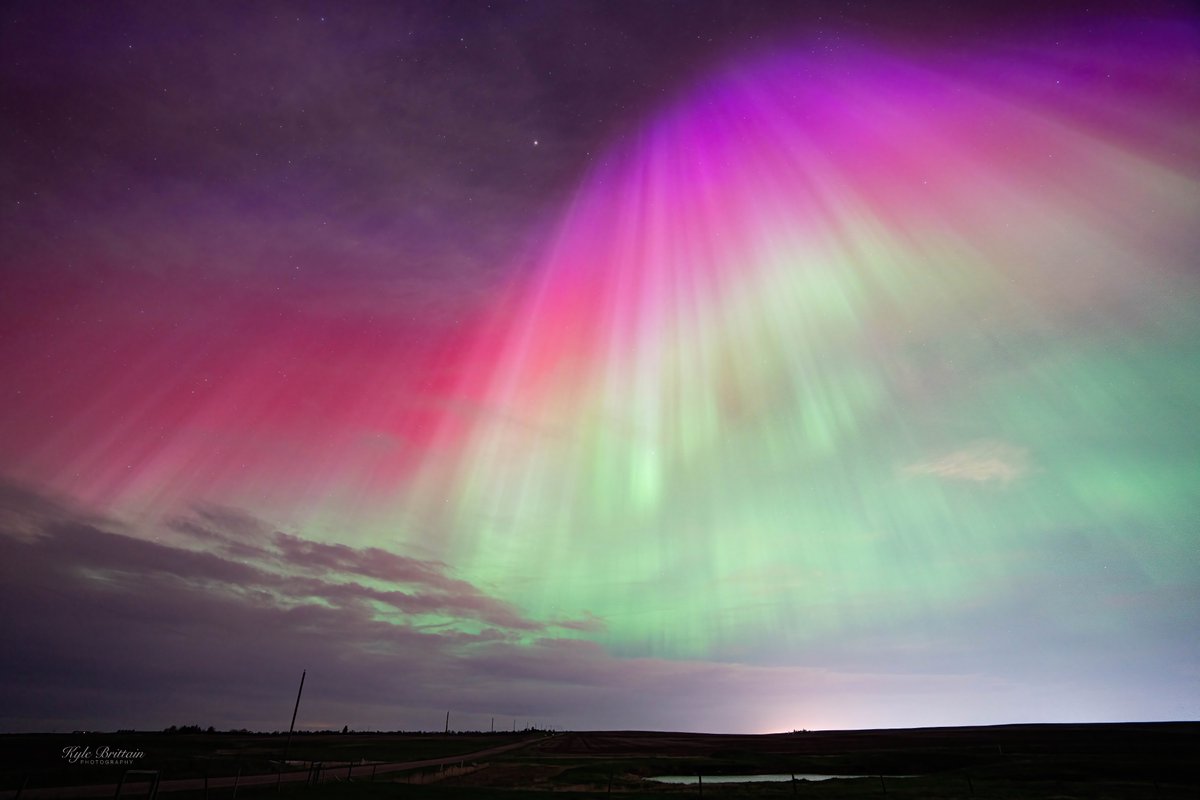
xmin=2 ymin=723 xmax=1196 ymax=799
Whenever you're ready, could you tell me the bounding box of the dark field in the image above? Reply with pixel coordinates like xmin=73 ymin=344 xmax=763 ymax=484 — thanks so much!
xmin=2 ymin=723 xmax=1196 ymax=799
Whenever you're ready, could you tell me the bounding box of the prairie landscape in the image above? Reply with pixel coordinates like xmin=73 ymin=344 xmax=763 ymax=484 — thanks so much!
xmin=3 ymin=723 xmax=1196 ymax=799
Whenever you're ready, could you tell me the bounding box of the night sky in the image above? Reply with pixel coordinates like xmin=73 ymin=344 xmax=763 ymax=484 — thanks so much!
xmin=2 ymin=0 xmax=1198 ymax=734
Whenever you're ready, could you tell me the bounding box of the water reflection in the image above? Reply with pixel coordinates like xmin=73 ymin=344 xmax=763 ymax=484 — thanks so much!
xmin=648 ymin=773 xmax=890 ymax=784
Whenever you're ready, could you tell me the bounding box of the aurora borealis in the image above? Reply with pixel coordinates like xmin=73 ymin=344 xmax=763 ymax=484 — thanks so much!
xmin=2 ymin=1 xmax=1198 ymax=734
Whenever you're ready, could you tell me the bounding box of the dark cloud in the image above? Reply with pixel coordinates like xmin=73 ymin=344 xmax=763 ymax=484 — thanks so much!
xmin=167 ymin=507 xmax=543 ymax=630
xmin=0 ymin=483 xmax=601 ymax=731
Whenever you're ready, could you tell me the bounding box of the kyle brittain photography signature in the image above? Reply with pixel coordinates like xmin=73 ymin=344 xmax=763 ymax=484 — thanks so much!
xmin=62 ymin=745 xmax=145 ymax=766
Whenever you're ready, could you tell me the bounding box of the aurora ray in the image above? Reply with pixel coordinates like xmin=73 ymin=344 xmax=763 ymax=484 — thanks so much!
xmin=399 ymin=19 xmax=1200 ymax=658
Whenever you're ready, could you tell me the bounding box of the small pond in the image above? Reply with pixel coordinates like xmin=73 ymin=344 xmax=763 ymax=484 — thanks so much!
xmin=647 ymin=774 xmax=890 ymax=784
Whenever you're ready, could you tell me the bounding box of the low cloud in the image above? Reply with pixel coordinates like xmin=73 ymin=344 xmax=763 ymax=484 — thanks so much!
xmin=0 ymin=484 xmax=603 ymax=732
xmin=902 ymin=439 xmax=1029 ymax=484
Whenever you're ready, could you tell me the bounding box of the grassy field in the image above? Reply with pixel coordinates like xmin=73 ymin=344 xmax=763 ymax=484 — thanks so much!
xmin=2 ymin=723 xmax=1197 ymax=798
xmin=0 ymin=731 xmax=528 ymax=792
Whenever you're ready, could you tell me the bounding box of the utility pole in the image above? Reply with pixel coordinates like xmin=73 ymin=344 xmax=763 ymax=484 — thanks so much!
xmin=282 ymin=670 xmax=306 ymax=764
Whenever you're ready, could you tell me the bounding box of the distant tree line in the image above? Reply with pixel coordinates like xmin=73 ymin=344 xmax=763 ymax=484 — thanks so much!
xmin=152 ymin=725 xmax=553 ymax=735
xmin=162 ymin=725 xmax=221 ymax=734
